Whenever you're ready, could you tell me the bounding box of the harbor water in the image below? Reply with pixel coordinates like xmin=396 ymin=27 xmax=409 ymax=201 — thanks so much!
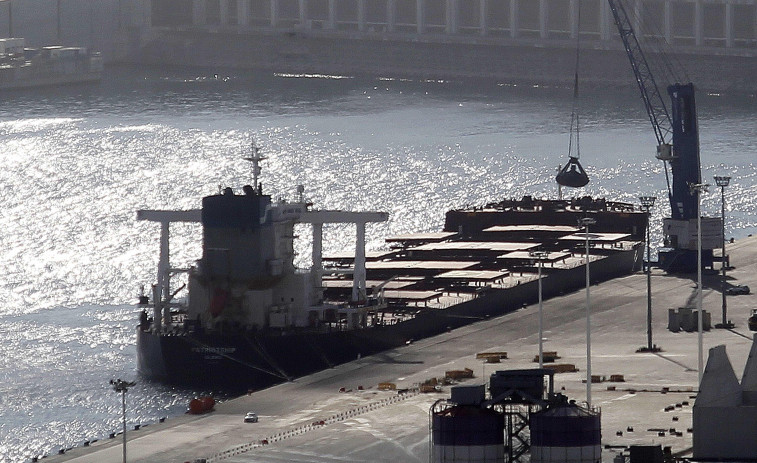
xmin=0 ymin=65 xmax=755 ymax=463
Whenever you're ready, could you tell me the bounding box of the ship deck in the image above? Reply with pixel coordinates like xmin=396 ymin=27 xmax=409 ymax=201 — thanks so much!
xmin=47 ymin=234 xmax=757 ymax=463
xmin=323 ymin=211 xmax=641 ymax=312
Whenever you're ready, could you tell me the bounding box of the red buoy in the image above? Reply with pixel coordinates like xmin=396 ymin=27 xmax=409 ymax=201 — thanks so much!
xmin=200 ymin=396 xmax=215 ymax=412
xmin=210 ymin=288 xmax=228 ymax=317
xmin=188 ymin=398 xmax=204 ymax=414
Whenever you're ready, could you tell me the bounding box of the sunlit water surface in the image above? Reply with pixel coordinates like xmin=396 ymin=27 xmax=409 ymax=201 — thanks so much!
xmin=0 ymin=66 xmax=755 ymax=462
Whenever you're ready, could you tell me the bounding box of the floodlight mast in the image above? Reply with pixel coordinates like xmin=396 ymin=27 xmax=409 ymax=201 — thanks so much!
xmin=714 ymin=175 xmax=731 ymax=328
xmin=581 ymin=217 xmax=596 ymax=405
xmin=639 ymin=196 xmax=657 ymax=352
xmin=530 ymin=250 xmax=549 ymax=368
xmin=111 ymin=379 xmax=136 ymax=463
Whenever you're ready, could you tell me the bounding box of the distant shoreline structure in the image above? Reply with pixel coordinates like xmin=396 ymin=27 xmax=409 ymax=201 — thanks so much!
xmin=133 ymin=27 xmax=757 ymax=93
xmin=1 ymin=0 xmax=754 ymax=91
xmin=127 ymin=0 xmax=757 ymax=92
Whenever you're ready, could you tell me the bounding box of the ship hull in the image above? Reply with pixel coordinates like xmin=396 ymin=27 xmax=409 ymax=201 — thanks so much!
xmin=137 ymin=245 xmax=641 ymax=391
xmin=137 ymin=325 xmax=408 ymax=390
xmin=0 ymin=71 xmax=101 ymax=90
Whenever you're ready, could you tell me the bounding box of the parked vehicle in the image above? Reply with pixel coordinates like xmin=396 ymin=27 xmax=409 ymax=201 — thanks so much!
xmin=726 ymin=285 xmax=750 ymax=296
xmin=749 ymin=310 xmax=757 ymax=331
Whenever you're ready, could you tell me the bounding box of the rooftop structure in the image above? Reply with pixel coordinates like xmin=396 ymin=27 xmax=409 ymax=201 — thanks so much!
xmin=153 ymin=0 xmax=757 ymax=57
xmin=693 ymin=338 xmax=757 ymax=461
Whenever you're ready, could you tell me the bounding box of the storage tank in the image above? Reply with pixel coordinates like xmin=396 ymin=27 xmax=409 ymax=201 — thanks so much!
xmin=430 ymin=400 xmax=505 ymax=463
xmin=529 ymin=401 xmax=601 ymax=463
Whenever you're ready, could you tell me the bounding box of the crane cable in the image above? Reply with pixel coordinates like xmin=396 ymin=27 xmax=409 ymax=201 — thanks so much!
xmin=556 ymin=1 xmax=590 ymax=189
xmin=567 ymin=1 xmax=582 ymax=161
xmin=621 ymin=0 xmax=684 ymax=199
xmin=624 ymin=0 xmax=689 ymax=86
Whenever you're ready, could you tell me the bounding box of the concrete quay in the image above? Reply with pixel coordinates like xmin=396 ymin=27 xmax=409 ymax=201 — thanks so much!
xmin=138 ymin=2 xmax=757 ymax=93
xmin=48 ymin=234 xmax=757 ymax=463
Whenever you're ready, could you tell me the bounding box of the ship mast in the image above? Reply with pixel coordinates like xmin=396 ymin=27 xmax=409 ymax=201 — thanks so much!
xmin=243 ymin=140 xmax=266 ymax=192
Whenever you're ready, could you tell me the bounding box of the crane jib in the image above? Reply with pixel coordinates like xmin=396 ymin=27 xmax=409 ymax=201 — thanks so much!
xmin=607 ymin=0 xmax=701 ymax=221
xmin=607 ymin=0 xmax=673 ymax=148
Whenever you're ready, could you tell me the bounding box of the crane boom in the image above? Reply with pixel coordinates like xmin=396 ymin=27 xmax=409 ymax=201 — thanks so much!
xmin=607 ymin=0 xmax=673 ymax=151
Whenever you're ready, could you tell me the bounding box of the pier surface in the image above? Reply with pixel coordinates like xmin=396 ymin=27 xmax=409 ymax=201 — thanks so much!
xmin=49 ymin=235 xmax=757 ymax=463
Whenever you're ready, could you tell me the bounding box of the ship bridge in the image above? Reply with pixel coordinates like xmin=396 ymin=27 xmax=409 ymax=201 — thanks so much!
xmin=137 ymin=206 xmax=388 ymax=306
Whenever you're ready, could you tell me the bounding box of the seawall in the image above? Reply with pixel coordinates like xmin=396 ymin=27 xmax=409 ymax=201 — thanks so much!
xmin=137 ymin=28 xmax=757 ymax=92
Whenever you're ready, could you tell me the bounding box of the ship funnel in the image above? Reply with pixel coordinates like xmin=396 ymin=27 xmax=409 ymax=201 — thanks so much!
xmin=556 ymin=156 xmax=589 ymax=188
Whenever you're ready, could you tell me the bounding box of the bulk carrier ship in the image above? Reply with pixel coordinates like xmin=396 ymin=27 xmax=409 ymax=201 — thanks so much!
xmin=136 ymin=147 xmax=645 ymax=391
xmin=135 ymin=0 xmax=727 ymax=392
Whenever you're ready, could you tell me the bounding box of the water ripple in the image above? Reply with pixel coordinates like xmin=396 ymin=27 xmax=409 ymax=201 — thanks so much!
xmin=0 ymin=67 xmax=755 ymax=463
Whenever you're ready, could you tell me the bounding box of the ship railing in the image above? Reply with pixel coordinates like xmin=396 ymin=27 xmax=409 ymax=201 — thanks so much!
xmin=424 ymin=293 xmax=476 ymax=309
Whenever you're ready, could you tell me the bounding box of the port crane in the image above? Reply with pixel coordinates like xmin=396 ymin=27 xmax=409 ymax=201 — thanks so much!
xmin=607 ymin=0 xmax=720 ymax=272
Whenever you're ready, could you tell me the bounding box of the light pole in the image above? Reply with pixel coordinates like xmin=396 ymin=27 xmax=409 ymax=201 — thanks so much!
xmin=111 ymin=379 xmax=136 ymax=463
xmin=57 ymin=0 xmax=61 ymax=43
xmin=7 ymin=0 xmax=12 ymax=37
xmin=530 ymin=250 xmax=549 ymax=368
xmin=689 ymin=182 xmax=708 ymax=387
xmin=714 ymin=175 xmax=731 ymax=328
xmin=581 ymin=217 xmax=596 ymax=405
xmin=639 ymin=196 xmax=658 ymax=352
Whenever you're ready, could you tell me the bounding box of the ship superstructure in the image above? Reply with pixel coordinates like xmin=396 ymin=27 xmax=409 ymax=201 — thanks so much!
xmin=137 ymin=148 xmax=389 ymax=386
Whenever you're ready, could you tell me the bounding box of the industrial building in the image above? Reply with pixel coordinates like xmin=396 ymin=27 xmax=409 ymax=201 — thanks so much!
xmin=153 ymin=0 xmax=757 ymax=53
xmin=693 ymin=338 xmax=757 ymax=461
xmin=1 ymin=0 xmax=756 ymax=89
xmin=141 ymin=0 xmax=757 ymax=90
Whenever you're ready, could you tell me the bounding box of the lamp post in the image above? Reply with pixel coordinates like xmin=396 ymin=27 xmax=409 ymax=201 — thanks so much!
xmin=57 ymin=0 xmax=61 ymax=42
xmin=689 ymin=182 xmax=708 ymax=386
xmin=530 ymin=250 xmax=549 ymax=368
xmin=714 ymin=175 xmax=731 ymax=328
xmin=7 ymin=0 xmax=12 ymax=37
xmin=111 ymin=379 xmax=136 ymax=463
xmin=639 ymin=196 xmax=657 ymax=352
xmin=581 ymin=217 xmax=596 ymax=405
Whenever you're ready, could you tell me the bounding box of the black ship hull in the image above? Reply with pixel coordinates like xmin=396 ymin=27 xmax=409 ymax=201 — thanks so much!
xmin=137 ymin=247 xmax=641 ymax=391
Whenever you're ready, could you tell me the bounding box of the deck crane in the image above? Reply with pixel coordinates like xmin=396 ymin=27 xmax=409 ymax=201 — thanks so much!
xmin=607 ymin=0 xmax=720 ymax=272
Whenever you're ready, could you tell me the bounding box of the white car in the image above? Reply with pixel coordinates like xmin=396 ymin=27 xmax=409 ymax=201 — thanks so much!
xmin=244 ymin=412 xmax=258 ymax=423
